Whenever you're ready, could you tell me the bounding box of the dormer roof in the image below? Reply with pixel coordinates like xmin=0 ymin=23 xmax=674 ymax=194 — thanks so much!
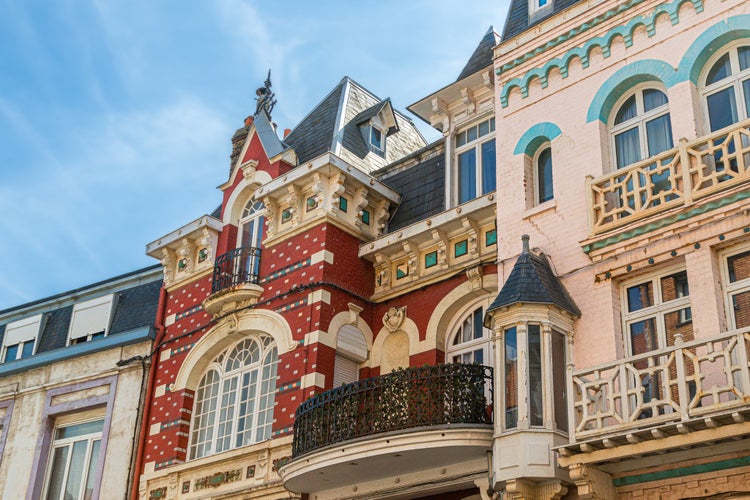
xmin=456 ymin=26 xmax=501 ymax=81
xmin=501 ymin=0 xmax=584 ymax=41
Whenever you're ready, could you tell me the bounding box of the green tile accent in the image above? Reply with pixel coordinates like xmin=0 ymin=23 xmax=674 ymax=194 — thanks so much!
xmin=614 ymin=455 xmax=750 ymax=487
xmin=486 ymin=229 xmax=497 ymax=246
xmin=306 ymin=196 xmax=317 ymax=212
xmin=361 ymin=209 xmax=370 ymax=225
xmin=583 ymin=190 xmax=750 ymax=253
xmin=339 ymin=197 xmax=348 ymax=212
xmin=281 ymin=208 xmax=292 ymax=224
xmin=455 ymin=240 xmax=468 ymax=258
xmin=396 ymin=263 xmax=408 ymax=280
xmin=425 ymin=251 xmax=438 ymax=268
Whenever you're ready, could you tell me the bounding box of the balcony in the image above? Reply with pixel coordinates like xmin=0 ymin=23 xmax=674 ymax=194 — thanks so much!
xmin=202 ymin=247 xmax=262 ymax=317
xmin=560 ymin=327 xmax=750 ymax=463
xmin=587 ymin=119 xmax=750 ymax=237
xmin=281 ymin=364 xmax=493 ymax=495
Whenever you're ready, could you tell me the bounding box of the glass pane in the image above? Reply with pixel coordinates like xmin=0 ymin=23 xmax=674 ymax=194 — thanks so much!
xmin=45 ymin=446 xmax=69 ymax=500
xmin=478 ymin=120 xmax=489 ymax=137
xmin=456 ymin=131 xmax=467 ymax=147
xmin=615 ymin=127 xmax=642 ymax=168
xmin=473 ymin=308 xmax=483 ymax=340
xmin=64 ymin=440 xmax=87 ymax=500
xmin=467 ymin=126 xmax=478 ymax=143
xmin=551 ymin=332 xmax=568 ymax=432
xmin=481 ymin=139 xmax=496 ymax=194
xmin=733 ymin=290 xmax=750 ymax=329
xmin=4 ymin=344 xmax=18 ymax=363
xmin=458 ymin=149 xmax=477 ymax=203
xmin=56 ymin=420 xmax=104 ymax=440
xmin=643 ymin=89 xmax=668 ymax=112
xmin=664 ymin=308 xmax=694 ymax=346
xmin=370 ymin=127 xmax=382 ymax=150
xmin=728 ymin=250 xmax=750 ymax=282
xmin=462 ymin=316 xmax=472 ymax=343
xmin=707 ymin=87 xmax=738 ymax=132
xmin=21 ymin=341 xmax=34 ymax=358
xmin=528 ymin=325 xmax=543 ymax=427
xmin=629 ymin=318 xmax=658 ymax=355
xmin=661 ymin=271 xmax=689 ymax=302
xmin=645 ymin=114 xmax=674 ymax=157
xmin=473 ymin=348 xmax=483 ymax=365
xmin=83 ymin=440 xmax=100 ymax=500
xmin=739 ymin=47 xmax=750 ymax=71
xmin=706 ymin=53 xmax=732 ymax=85
xmin=627 ymin=281 xmax=654 ymax=312
xmin=537 ymin=147 xmax=553 ymax=202
xmin=504 ymin=327 xmax=518 ymax=429
xmin=615 ymin=95 xmax=637 ymax=125
xmin=743 ymin=78 xmax=750 ymax=119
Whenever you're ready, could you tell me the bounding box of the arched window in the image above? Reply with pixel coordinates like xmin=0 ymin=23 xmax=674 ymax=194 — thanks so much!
xmin=239 ymin=200 xmax=265 ymax=248
xmin=610 ymin=87 xmax=673 ymax=169
xmin=534 ymin=144 xmax=553 ymax=204
xmin=702 ymin=44 xmax=750 ymax=132
xmin=447 ymin=302 xmax=492 ymax=366
xmin=189 ymin=335 xmax=278 ymax=459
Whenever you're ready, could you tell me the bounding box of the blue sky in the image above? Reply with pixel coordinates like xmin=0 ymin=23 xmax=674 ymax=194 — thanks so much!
xmin=0 ymin=0 xmax=509 ymax=310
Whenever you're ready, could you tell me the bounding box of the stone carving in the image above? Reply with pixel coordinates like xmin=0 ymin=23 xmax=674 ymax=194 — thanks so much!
xmin=569 ymin=464 xmax=615 ymax=499
xmin=382 ymin=306 xmax=407 ymax=333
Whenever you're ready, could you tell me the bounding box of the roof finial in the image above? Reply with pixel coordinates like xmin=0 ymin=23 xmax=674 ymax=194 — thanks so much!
xmin=522 ymin=234 xmax=530 ymax=253
xmin=255 ymin=69 xmax=277 ymax=119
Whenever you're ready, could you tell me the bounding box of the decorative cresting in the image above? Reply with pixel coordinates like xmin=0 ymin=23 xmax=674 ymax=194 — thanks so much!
xmin=587 ymin=118 xmax=750 ymax=235
xmin=568 ymin=327 xmax=750 ymax=443
xmin=291 ymin=363 xmax=493 ymax=457
xmin=498 ymin=0 xmax=704 ymax=107
xmin=211 ymin=247 xmax=262 ymax=293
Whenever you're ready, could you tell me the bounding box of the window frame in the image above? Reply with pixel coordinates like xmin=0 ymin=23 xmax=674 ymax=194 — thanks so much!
xmin=2 ymin=314 xmax=44 ymax=362
xmin=608 ymin=84 xmax=674 ymax=170
xmin=446 ymin=299 xmax=493 ymax=367
xmin=700 ymin=40 xmax=750 ymax=132
xmin=238 ymin=199 xmax=265 ymax=249
xmin=67 ymin=294 xmax=117 ymax=346
xmin=369 ymin=125 xmax=386 ymax=157
xmin=621 ymin=266 xmax=692 ymax=357
xmin=454 ymin=116 xmax=496 ymax=206
xmin=533 ymin=142 xmax=554 ymax=205
xmin=721 ymin=243 xmax=750 ymax=330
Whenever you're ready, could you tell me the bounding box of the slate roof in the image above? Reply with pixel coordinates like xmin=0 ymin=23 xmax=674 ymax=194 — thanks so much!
xmin=456 ymin=27 xmax=500 ymax=81
xmin=284 ymin=77 xmax=426 ymax=172
xmin=0 ymin=266 xmax=162 ymax=357
xmin=377 ymin=142 xmax=445 ymax=231
xmin=502 ymin=0 xmax=584 ymax=40
xmin=486 ymin=236 xmax=580 ymax=321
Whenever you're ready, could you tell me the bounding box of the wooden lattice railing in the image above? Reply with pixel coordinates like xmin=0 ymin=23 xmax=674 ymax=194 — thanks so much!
xmin=588 ymin=119 xmax=750 ymax=234
xmin=569 ymin=327 xmax=750 ymax=442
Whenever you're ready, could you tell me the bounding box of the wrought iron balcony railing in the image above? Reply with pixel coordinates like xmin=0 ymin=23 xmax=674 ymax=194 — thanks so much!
xmin=211 ymin=247 xmax=261 ymax=294
xmin=588 ymin=118 xmax=750 ymax=235
xmin=569 ymin=327 xmax=750 ymax=443
xmin=292 ymin=363 xmax=493 ymax=457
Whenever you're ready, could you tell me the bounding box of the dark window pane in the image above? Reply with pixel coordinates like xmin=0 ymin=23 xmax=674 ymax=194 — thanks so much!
xmin=707 ymin=87 xmax=738 ymax=131
xmin=552 ymin=331 xmax=567 ymax=432
xmin=3 ymin=344 xmax=18 ymax=362
xmin=479 ymin=120 xmax=489 ymax=137
xmin=643 ymin=89 xmax=668 ymax=112
xmin=706 ymin=53 xmax=732 ymax=85
xmin=627 ymin=281 xmax=654 ymax=312
xmin=739 ymin=46 xmax=750 ymax=71
xmin=728 ymin=250 xmax=750 ymax=282
xmin=615 ymin=95 xmax=637 ymax=124
xmin=458 ymin=149 xmax=477 ymax=203
xmin=21 ymin=341 xmax=34 ymax=358
xmin=537 ymin=147 xmax=553 ymax=202
xmin=456 ymin=131 xmax=467 ymax=147
xmin=528 ymin=325 xmax=543 ymax=427
xmin=615 ymin=127 xmax=642 ymax=168
xmin=467 ymin=126 xmax=478 ymax=143
xmin=45 ymin=446 xmax=69 ymax=500
xmin=473 ymin=308 xmax=483 ymax=340
xmin=661 ymin=271 xmax=689 ymax=302
xmin=733 ymin=290 xmax=750 ymax=329
xmin=743 ymin=78 xmax=750 ymax=119
xmin=664 ymin=308 xmax=694 ymax=346
xmin=646 ymin=114 xmax=674 ymax=157
xmin=629 ymin=318 xmax=658 ymax=355
xmin=504 ymin=326 xmax=518 ymax=429
xmin=481 ymin=139 xmax=496 ymax=194
xmin=56 ymin=420 xmax=105 ymax=440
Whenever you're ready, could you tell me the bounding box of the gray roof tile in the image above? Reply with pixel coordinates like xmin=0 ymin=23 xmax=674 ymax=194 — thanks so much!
xmin=502 ymin=0 xmax=584 ymax=41
xmin=457 ymin=27 xmax=500 ymax=81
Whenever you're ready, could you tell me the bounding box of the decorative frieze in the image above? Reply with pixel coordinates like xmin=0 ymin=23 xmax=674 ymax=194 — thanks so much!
xmin=194 ymin=468 xmax=242 ymax=491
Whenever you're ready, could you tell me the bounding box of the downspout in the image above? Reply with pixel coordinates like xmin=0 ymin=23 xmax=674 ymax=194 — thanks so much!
xmin=128 ymin=285 xmax=167 ymax=500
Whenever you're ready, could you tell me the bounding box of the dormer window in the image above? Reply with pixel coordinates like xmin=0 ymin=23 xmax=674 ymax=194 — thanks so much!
xmin=68 ymin=294 xmax=118 ymax=345
xmin=369 ymin=126 xmax=385 ymax=157
xmin=2 ymin=314 xmax=45 ymax=362
xmin=455 ymin=117 xmax=496 ymax=205
xmin=529 ymin=0 xmax=553 ymax=19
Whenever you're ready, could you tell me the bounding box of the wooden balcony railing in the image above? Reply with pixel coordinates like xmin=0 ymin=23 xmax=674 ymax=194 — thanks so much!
xmin=291 ymin=363 xmax=493 ymax=457
xmin=569 ymin=328 xmax=750 ymax=442
xmin=588 ymin=119 xmax=750 ymax=234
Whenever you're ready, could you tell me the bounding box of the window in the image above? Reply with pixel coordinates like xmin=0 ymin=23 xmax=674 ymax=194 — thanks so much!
xmin=725 ymin=248 xmax=750 ymax=329
xmin=610 ymin=87 xmax=674 ymax=169
xmin=623 ymin=269 xmax=693 ymax=356
xmin=239 ymin=200 xmax=265 ymax=248
xmin=702 ymin=44 xmax=750 ymax=132
xmin=534 ymin=145 xmax=553 ymax=203
xmin=42 ymin=419 xmax=104 ymax=500
xmin=369 ymin=126 xmax=385 ymax=157
xmin=68 ymin=295 xmax=117 ymax=345
xmin=455 ymin=117 xmax=496 ymax=204
xmin=447 ymin=305 xmax=492 ymax=366
xmin=189 ymin=336 xmax=278 ymax=459
xmin=2 ymin=314 xmax=44 ymax=362
xmin=332 ymin=324 xmax=368 ymax=387
xmin=529 ymin=0 xmax=552 ymax=16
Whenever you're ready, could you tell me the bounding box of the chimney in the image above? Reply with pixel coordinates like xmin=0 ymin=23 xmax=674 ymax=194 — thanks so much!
xmin=244 ymin=116 xmax=254 ymax=127
xmin=284 ymin=128 xmax=292 ymax=138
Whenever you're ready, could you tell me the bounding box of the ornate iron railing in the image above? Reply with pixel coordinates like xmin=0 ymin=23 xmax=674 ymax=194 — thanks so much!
xmin=292 ymin=363 xmax=493 ymax=457
xmin=588 ymin=118 xmax=750 ymax=234
xmin=569 ymin=327 xmax=750 ymax=442
xmin=211 ymin=247 xmax=261 ymax=293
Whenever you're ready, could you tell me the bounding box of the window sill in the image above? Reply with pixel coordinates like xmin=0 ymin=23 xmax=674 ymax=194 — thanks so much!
xmin=523 ymin=199 xmax=556 ymax=219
